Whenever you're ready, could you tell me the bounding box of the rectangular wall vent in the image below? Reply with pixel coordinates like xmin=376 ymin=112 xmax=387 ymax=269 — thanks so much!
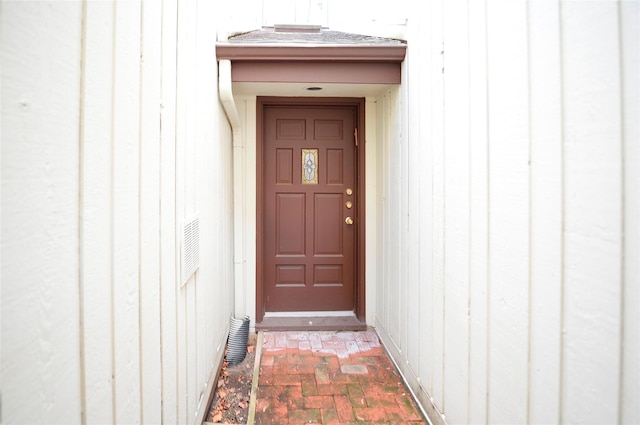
xmin=181 ymin=213 xmax=200 ymax=285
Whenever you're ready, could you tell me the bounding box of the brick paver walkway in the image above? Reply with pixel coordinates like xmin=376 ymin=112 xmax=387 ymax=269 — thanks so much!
xmin=255 ymin=330 xmax=426 ymax=424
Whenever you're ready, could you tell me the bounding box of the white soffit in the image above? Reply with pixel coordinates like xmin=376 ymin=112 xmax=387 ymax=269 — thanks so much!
xmin=232 ymin=81 xmax=395 ymax=97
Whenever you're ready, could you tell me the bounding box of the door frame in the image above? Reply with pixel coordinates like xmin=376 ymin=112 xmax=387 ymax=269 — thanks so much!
xmin=255 ymin=97 xmax=367 ymax=327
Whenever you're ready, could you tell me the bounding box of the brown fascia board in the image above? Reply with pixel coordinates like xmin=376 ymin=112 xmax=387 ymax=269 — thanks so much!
xmin=231 ymin=61 xmax=402 ymax=84
xmin=216 ymin=43 xmax=406 ymax=62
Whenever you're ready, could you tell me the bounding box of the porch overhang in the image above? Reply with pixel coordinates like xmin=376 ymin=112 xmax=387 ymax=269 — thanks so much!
xmin=216 ymin=28 xmax=407 ymax=85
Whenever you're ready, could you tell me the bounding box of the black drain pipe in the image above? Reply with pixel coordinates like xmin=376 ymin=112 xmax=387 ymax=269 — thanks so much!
xmin=226 ymin=315 xmax=250 ymax=365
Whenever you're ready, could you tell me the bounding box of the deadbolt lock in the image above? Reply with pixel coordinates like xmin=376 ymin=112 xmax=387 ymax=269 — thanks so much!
xmin=345 ymin=201 xmax=353 ymax=209
xmin=345 ymin=216 xmax=354 ymax=225
xmin=346 ymin=188 xmax=353 ymax=196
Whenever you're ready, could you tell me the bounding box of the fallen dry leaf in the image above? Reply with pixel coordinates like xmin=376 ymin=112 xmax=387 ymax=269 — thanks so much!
xmin=206 ymin=343 xmax=256 ymax=424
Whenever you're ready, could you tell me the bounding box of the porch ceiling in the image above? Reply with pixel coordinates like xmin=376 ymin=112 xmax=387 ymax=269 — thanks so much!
xmin=232 ymin=81 xmax=395 ymax=98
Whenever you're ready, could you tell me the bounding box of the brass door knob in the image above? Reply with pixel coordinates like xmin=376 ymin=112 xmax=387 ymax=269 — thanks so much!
xmin=345 ymin=216 xmax=354 ymax=225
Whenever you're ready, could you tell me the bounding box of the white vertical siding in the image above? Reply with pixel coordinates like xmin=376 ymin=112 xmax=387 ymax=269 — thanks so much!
xmin=561 ymin=3 xmax=624 ymax=423
xmin=486 ymin=2 xmax=531 ymax=423
xmin=1 ymin=2 xmax=83 ymax=423
xmin=621 ymin=3 xmax=640 ymax=424
xmin=139 ymin=1 xmax=163 ymax=423
xmin=442 ymin=0 xmax=470 ymax=421
xmin=377 ymin=1 xmax=639 ymax=424
xmin=1 ymin=1 xmax=234 ymax=424
xmin=3 ymin=1 xmax=638 ymax=424
xmin=414 ymin=0 xmax=434 ymax=405
xmin=387 ymin=86 xmax=403 ymax=346
xmin=160 ymin=0 xmax=180 ymax=422
xmin=427 ymin=0 xmax=446 ymax=412
xmin=467 ymin=1 xmax=489 ymax=423
xmin=111 ymin=3 xmax=143 ymax=422
xmin=405 ymin=48 xmax=422 ymax=384
xmin=528 ymin=1 xmax=563 ymax=424
xmin=81 ymin=2 xmax=116 ymax=423
xmin=174 ymin=1 xmax=188 ymax=417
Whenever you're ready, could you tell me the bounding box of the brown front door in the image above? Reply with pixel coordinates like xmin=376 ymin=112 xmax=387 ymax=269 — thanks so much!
xmin=262 ymin=104 xmax=357 ymax=313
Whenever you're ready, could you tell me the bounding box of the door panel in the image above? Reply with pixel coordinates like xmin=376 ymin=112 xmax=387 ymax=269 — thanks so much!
xmin=275 ymin=149 xmax=294 ymax=184
xmin=275 ymin=193 xmax=306 ymax=255
xmin=326 ymin=149 xmax=344 ymax=184
xmin=314 ymin=193 xmax=343 ymax=255
xmin=263 ymin=106 xmax=356 ymax=312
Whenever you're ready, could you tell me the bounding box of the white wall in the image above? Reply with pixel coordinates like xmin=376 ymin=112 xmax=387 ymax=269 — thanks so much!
xmin=221 ymin=0 xmax=408 ymax=41
xmin=375 ymin=1 xmax=639 ymax=424
xmin=1 ymin=1 xmax=234 ymax=424
xmin=5 ymin=1 xmax=637 ymax=424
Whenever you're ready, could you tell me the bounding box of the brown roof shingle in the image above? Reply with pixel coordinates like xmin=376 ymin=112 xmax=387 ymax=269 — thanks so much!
xmin=227 ymin=27 xmax=405 ymax=46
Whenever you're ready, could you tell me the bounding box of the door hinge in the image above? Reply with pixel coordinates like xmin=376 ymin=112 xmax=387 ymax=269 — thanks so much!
xmin=354 ymin=128 xmax=358 ymax=147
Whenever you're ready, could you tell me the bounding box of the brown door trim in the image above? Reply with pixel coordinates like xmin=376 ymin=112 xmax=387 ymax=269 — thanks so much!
xmin=256 ymin=97 xmax=366 ymax=328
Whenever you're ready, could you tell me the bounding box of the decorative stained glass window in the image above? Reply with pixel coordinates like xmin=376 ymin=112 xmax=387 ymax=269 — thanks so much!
xmin=302 ymin=149 xmax=318 ymax=184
